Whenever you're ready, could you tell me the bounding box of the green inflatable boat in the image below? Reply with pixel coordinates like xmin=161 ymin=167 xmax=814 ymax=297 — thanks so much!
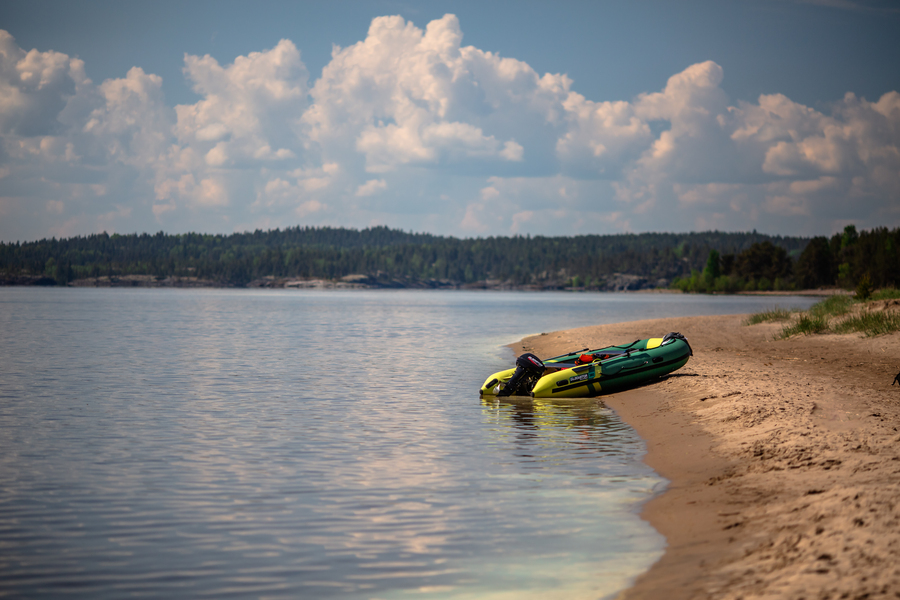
xmin=480 ymin=332 xmax=692 ymax=398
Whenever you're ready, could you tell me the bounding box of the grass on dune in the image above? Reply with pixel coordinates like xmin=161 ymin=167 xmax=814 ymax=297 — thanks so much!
xmin=744 ymin=288 xmax=900 ymax=338
xmin=808 ymin=294 xmax=854 ymax=318
xmin=871 ymin=287 xmax=900 ymax=301
xmin=743 ymin=307 xmax=796 ymax=325
xmin=780 ymin=314 xmax=830 ymax=338
xmin=831 ymin=311 xmax=900 ymax=337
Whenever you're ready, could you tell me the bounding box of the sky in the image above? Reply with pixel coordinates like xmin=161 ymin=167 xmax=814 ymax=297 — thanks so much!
xmin=1 ymin=0 xmax=899 ymax=242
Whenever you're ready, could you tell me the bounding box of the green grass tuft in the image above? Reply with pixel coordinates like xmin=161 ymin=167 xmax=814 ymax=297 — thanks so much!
xmin=780 ymin=314 xmax=830 ymax=338
xmin=871 ymin=287 xmax=900 ymax=301
xmin=831 ymin=311 xmax=900 ymax=337
xmin=757 ymin=290 xmax=900 ymax=339
xmin=744 ymin=307 xmax=795 ymax=325
xmin=809 ymin=295 xmax=854 ymax=318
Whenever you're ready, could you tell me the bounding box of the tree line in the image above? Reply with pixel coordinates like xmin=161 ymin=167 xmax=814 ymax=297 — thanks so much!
xmin=0 ymin=225 xmax=895 ymax=291
xmin=673 ymin=225 xmax=900 ymax=293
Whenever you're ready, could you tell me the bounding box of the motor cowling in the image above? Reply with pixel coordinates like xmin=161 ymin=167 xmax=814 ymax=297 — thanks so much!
xmin=498 ymin=353 xmax=545 ymax=397
xmin=662 ymin=331 xmax=692 ymax=356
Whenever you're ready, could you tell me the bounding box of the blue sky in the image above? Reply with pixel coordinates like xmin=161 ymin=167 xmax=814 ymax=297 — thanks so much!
xmin=1 ymin=0 xmax=899 ymax=241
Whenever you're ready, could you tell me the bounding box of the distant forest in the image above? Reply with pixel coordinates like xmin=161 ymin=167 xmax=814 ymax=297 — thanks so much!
xmin=1 ymin=225 xmax=897 ymax=292
xmin=672 ymin=225 xmax=899 ymax=293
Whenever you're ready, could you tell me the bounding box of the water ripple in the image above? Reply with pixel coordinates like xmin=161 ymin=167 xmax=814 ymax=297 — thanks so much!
xmin=0 ymin=288 xmax=819 ymax=598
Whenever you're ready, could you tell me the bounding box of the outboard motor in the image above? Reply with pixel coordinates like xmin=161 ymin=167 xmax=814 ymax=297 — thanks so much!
xmin=662 ymin=331 xmax=692 ymax=356
xmin=498 ymin=353 xmax=545 ymax=397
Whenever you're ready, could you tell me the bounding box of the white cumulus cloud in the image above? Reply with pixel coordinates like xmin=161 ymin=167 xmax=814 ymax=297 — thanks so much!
xmin=304 ymin=14 xmax=546 ymax=174
xmin=356 ymin=178 xmax=387 ymax=197
xmin=1 ymin=16 xmax=899 ymax=242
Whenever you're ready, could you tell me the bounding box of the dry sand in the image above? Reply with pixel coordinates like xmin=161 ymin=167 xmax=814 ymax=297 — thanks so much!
xmin=512 ymin=311 xmax=900 ymax=600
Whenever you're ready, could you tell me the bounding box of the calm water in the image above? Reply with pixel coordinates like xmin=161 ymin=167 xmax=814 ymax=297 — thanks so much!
xmin=0 ymin=289 xmax=819 ymax=599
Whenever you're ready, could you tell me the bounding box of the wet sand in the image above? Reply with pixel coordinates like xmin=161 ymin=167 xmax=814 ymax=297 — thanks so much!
xmin=512 ymin=312 xmax=900 ymax=599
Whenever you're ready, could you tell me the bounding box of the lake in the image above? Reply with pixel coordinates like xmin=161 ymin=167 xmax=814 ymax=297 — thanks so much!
xmin=0 ymin=288 xmax=819 ymax=599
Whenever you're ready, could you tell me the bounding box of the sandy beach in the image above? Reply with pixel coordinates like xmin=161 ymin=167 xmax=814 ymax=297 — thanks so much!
xmin=512 ymin=309 xmax=900 ymax=599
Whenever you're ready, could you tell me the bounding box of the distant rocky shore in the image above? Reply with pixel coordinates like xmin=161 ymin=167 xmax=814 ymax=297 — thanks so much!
xmin=1 ymin=274 xmax=224 ymax=288
xmin=1 ymin=272 xmax=669 ymax=291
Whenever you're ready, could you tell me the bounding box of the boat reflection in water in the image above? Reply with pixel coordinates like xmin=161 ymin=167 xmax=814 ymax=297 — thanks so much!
xmin=473 ymin=393 xmax=666 ymax=598
xmin=480 ymin=394 xmax=640 ymax=466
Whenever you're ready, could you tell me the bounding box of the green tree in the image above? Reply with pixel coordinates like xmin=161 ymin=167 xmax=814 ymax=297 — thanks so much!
xmin=720 ymin=253 xmax=735 ymax=276
xmin=841 ymin=224 xmax=858 ymax=249
xmin=44 ymin=257 xmax=57 ymax=279
xmin=794 ymin=236 xmax=834 ymax=288
xmin=734 ymin=242 xmax=792 ymax=288
xmin=703 ymin=249 xmax=721 ymax=286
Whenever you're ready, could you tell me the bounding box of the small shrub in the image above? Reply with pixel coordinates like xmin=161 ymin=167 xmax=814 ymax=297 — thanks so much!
xmin=670 ymin=276 xmax=688 ymax=292
xmin=855 ymin=274 xmax=873 ymax=301
xmin=713 ymin=275 xmax=741 ymax=293
xmin=773 ymin=277 xmax=794 ymax=291
xmin=780 ymin=314 xmax=829 ymax=338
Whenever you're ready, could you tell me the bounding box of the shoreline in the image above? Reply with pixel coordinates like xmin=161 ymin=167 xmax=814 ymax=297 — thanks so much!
xmin=1 ymin=274 xmax=847 ymax=295
xmin=513 ymin=313 xmax=900 ymax=599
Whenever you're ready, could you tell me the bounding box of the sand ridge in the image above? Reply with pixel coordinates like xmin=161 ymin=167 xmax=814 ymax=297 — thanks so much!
xmin=513 ymin=313 xmax=900 ymax=600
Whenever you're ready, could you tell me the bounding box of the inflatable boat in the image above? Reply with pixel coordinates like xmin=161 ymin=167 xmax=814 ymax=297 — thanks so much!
xmin=480 ymin=332 xmax=692 ymax=399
